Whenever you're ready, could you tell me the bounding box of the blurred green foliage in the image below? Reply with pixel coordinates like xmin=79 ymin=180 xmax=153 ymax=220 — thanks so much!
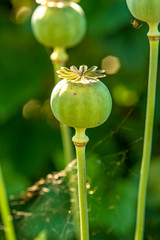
xmin=0 ymin=0 xmax=160 ymax=239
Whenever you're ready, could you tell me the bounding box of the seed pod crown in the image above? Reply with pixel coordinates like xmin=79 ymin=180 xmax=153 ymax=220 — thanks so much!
xmin=36 ymin=0 xmax=80 ymax=7
xmin=58 ymin=65 xmax=106 ymax=83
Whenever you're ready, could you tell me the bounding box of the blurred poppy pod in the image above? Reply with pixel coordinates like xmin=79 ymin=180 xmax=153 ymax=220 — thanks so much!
xmin=31 ymin=1 xmax=86 ymax=48
xmin=126 ymin=0 xmax=160 ymax=23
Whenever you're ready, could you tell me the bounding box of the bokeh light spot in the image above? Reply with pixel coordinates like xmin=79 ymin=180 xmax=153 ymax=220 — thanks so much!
xmin=113 ymin=85 xmax=138 ymax=107
xmin=48 ymin=2 xmax=55 ymax=7
xmin=16 ymin=7 xmax=31 ymax=23
xmin=22 ymin=99 xmax=41 ymax=119
xmin=102 ymin=55 xmax=121 ymax=75
xmin=57 ymin=2 xmax=64 ymax=8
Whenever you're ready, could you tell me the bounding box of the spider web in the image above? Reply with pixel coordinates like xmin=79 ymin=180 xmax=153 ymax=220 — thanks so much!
xmin=0 ymin=108 xmax=146 ymax=240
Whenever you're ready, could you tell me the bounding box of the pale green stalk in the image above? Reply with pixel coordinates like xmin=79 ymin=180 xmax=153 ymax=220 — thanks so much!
xmin=51 ymin=47 xmax=80 ymax=239
xmin=50 ymin=47 xmax=74 ymax=165
xmin=73 ymin=128 xmax=89 ymax=240
xmin=0 ymin=164 xmax=16 ymax=240
xmin=135 ymin=23 xmax=160 ymax=240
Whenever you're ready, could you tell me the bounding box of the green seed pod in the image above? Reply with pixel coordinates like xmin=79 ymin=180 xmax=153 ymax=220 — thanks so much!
xmin=31 ymin=0 xmax=87 ymax=48
xmin=126 ymin=0 xmax=160 ymax=23
xmin=50 ymin=65 xmax=112 ymax=129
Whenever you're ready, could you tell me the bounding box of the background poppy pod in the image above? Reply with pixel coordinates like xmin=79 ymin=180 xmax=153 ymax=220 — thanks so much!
xmin=126 ymin=0 xmax=160 ymax=23
xmin=31 ymin=2 xmax=87 ymax=48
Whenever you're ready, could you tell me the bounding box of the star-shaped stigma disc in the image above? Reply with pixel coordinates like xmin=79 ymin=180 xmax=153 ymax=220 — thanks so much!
xmin=57 ymin=65 xmax=106 ymax=83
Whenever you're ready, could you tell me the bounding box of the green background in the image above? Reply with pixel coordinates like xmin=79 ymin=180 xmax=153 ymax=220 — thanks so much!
xmin=0 ymin=0 xmax=160 ymax=239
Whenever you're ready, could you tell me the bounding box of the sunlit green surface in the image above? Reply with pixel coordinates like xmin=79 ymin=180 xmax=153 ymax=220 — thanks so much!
xmin=0 ymin=0 xmax=160 ymax=239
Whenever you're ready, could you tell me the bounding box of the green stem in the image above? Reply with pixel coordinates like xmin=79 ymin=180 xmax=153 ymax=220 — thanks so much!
xmin=0 ymin=164 xmax=16 ymax=240
xmin=50 ymin=47 xmax=73 ymax=165
xmin=59 ymin=123 xmax=74 ymax=166
xmin=134 ymin=23 xmax=160 ymax=240
xmin=51 ymin=47 xmax=80 ymax=239
xmin=50 ymin=46 xmax=69 ymax=85
xmin=73 ymin=128 xmax=89 ymax=240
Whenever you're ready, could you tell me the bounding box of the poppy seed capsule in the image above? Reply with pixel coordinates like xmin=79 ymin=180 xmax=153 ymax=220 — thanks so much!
xmin=31 ymin=2 xmax=86 ymax=48
xmin=126 ymin=0 xmax=160 ymax=23
xmin=50 ymin=65 xmax=112 ymax=129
